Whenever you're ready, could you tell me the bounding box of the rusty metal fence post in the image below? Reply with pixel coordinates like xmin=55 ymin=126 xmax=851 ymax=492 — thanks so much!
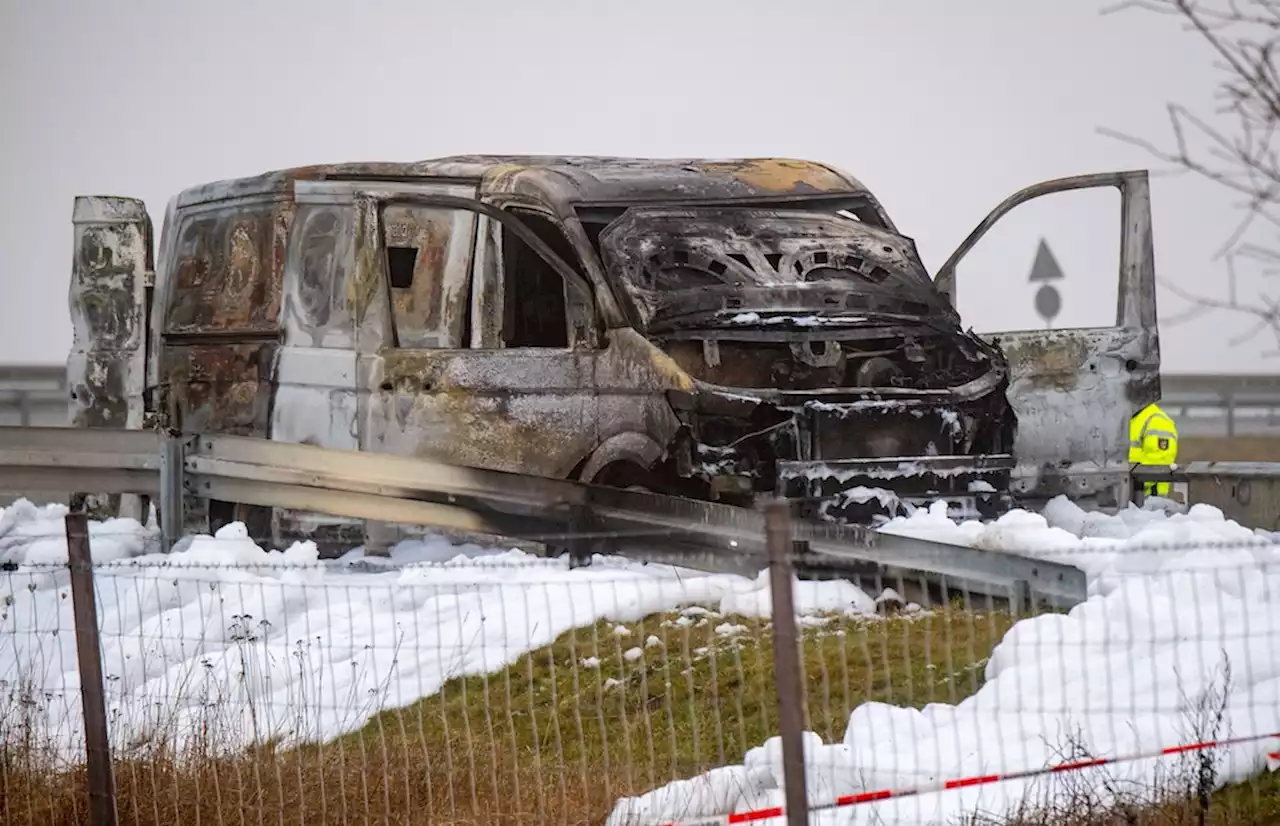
xmin=65 ymin=513 xmax=118 ymax=826
xmin=765 ymin=500 xmax=807 ymax=826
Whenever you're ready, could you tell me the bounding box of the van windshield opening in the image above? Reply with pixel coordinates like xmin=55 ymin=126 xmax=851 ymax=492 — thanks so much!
xmin=596 ymin=207 xmax=949 ymax=331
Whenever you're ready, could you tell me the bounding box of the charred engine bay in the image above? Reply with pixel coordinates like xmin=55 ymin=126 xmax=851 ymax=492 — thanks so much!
xmin=599 ymin=206 xmax=1020 ymax=521
xmin=657 ymin=316 xmax=1017 ymax=519
xmin=659 ymin=325 xmax=993 ymax=393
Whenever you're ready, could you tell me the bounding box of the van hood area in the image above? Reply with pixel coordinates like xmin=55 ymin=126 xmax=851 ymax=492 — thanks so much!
xmin=599 ymin=206 xmax=1019 ymax=521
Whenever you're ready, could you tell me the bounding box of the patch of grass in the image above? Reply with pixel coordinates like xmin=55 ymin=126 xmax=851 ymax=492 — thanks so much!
xmin=3 ymin=605 xmax=1277 ymax=826
xmin=343 ymin=604 xmax=1014 ymax=816
xmin=1181 ymin=435 xmax=1280 ymax=463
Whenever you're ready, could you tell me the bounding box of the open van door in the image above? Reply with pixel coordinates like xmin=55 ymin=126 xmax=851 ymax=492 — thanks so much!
xmin=68 ymin=195 xmax=154 ymax=520
xmin=933 ymin=171 xmax=1160 ymax=509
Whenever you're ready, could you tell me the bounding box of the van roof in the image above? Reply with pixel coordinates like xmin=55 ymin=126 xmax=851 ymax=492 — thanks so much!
xmin=173 ymin=155 xmax=874 ymax=209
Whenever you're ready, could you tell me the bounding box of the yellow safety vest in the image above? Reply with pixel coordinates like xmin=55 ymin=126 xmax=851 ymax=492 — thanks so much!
xmin=1129 ymin=403 xmax=1178 ymax=496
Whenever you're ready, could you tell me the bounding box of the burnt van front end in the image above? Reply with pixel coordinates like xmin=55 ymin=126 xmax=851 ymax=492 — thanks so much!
xmin=594 ymin=205 xmax=1019 ymax=523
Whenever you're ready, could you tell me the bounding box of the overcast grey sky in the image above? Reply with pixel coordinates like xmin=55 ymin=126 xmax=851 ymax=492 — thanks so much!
xmin=0 ymin=0 xmax=1260 ymax=372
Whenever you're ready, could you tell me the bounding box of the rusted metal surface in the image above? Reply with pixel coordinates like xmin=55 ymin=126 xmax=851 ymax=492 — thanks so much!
xmin=143 ymin=192 xmax=297 ymax=538
xmin=172 ymin=156 xmax=878 ymax=211
xmin=152 ymin=196 xmax=288 ymax=536
xmin=68 ymin=196 xmax=154 ymax=519
xmin=360 ymin=328 xmax=684 ymax=479
xmin=164 ymin=200 xmax=290 ymax=335
xmin=280 ymin=202 xmax=355 ymax=348
xmin=381 ymin=203 xmax=475 ymax=349
xmin=69 ymin=197 xmax=152 ymax=429
xmin=350 ymin=194 xmax=390 ymax=347
xmin=159 ymin=343 xmax=276 ymax=436
xmin=135 ymin=156 xmax=1163 ymax=543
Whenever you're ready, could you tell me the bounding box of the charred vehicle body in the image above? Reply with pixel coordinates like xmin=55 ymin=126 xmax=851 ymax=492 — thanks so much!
xmin=67 ymin=157 xmax=1161 ymax=543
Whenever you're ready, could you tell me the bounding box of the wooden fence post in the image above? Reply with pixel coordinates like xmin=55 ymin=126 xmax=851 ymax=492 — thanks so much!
xmin=65 ymin=513 xmax=118 ymax=826
xmin=765 ymin=500 xmax=808 ymax=826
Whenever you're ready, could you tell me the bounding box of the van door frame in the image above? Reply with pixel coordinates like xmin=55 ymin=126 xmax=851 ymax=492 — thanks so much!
xmin=368 ymin=193 xmax=598 ymax=347
xmin=353 ymin=190 xmax=606 ymax=478
xmin=933 ymin=170 xmax=1160 ymax=508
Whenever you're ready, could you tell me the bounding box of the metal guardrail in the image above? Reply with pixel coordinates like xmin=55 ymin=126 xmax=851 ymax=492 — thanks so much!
xmin=1161 ymin=373 xmax=1280 ymax=438
xmin=0 ymin=364 xmax=1272 ymax=598
xmin=0 ymin=365 xmax=68 ymax=427
xmin=1133 ymin=461 xmax=1280 ymax=532
xmin=0 ymin=425 xmax=1090 ymax=607
xmin=0 ymin=426 xmax=161 ymax=495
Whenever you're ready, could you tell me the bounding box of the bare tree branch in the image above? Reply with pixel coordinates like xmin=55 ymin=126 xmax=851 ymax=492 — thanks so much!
xmin=1103 ymin=0 xmax=1280 ymax=352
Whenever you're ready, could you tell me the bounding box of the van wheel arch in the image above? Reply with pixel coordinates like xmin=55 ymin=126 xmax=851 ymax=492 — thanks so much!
xmin=592 ymin=461 xmax=657 ymax=492
xmin=577 ymin=432 xmax=666 ymax=486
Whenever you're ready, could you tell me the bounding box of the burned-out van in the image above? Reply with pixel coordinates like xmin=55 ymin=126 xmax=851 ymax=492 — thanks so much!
xmin=68 ymin=157 xmax=1160 ymax=543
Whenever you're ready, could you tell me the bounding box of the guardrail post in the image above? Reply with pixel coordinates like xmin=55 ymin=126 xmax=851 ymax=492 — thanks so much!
xmin=159 ymin=437 xmax=186 ymax=552
xmin=1012 ymin=579 xmax=1033 ymax=617
xmin=568 ymin=503 xmax=593 ymax=569
xmin=65 ymin=513 xmax=118 ymax=826
xmin=363 ymin=520 xmax=395 ymax=558
xmin=765 ymin=500 xmax=807 ymax=826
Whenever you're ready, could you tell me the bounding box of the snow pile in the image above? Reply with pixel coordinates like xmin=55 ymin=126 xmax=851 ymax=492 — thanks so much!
xmin=0 ymin=499 xmax=878 ymax=759
xmin=881 ymin=496 xmax=1278 ymax=598
xmin=609 ymin=497 xmax=1280 ymax=826
xmin=0 ymin=498 xmax=156 ymax=565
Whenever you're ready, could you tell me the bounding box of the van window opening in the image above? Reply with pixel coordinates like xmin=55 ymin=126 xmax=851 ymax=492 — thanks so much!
xmin=574 ymin=196 xmax=884 ymax=262
xmin=386 ymin=246 xmax=418 ymax=289
xmin=381 ymin=204 xmax=471 ymax=349
xmin=502 ymin=212 xmax=584 ymax=348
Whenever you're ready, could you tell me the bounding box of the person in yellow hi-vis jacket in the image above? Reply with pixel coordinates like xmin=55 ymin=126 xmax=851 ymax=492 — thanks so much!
xmin=1129 ymin=402 xmax=1179 ymax=497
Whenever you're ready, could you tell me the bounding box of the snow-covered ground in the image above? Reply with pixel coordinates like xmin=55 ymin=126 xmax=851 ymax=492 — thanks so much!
xmin=610 ymin=499 xmax=1280 ymax=826
xmin=0 ymin=497 xmax=876 ymax=759
xmin=1 ymin=494 xmax=1278 ymax=826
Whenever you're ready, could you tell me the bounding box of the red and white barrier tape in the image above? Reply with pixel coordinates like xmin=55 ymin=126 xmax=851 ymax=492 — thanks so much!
xmin=656 ymin=731 xmax=1280 ymax=826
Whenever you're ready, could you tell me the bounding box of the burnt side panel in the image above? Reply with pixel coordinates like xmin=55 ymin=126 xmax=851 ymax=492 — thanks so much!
xmin=165 ymin=202 xmax=291 ymax=335
xmin=160 ymin=199 xmax=292 ymax=436
xmin=160 ymin=199 xmax=292 ymax=540
xmin=161 ymin=343 xmax=278 ymax=436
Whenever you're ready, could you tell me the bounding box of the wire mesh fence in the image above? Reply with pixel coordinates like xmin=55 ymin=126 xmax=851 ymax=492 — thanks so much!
xmin=1 ymin=498 xmax=1278 ymax=826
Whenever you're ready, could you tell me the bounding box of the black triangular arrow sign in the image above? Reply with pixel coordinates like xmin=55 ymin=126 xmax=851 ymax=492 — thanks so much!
xmin=1028 ymin=238 xmax=1064 ymax=283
